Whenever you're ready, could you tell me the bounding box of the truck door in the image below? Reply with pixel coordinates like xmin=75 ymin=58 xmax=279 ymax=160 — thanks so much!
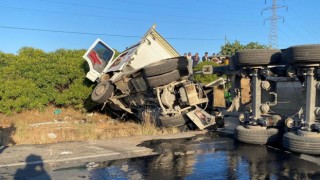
xmin=83 ymin=39 xmax=115 ymax=82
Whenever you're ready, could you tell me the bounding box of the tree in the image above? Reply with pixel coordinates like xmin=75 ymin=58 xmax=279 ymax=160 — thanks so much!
xmin=220 ymin=41 xmax=243 ymax=56
xmin=220 ymin=41 xmax=269 ymax=56
xmin=244 ymin=42 xmax=269 ymax=50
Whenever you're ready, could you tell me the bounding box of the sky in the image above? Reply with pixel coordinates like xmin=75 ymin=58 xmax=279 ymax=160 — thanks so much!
xmin=0 ymin=0 xmax=319 ymax=56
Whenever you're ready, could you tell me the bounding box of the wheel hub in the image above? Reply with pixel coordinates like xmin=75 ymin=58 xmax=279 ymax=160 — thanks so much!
xmin=95 ymin=85 xmax=106 ymax=96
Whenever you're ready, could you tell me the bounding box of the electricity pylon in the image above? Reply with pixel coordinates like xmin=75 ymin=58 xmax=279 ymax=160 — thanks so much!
xmin=262 ymin=0 xmax=287 ymax=48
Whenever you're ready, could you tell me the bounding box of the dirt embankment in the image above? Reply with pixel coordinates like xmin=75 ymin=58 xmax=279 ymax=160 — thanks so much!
xmin=0 ymin=107 xmax=180 ymax=146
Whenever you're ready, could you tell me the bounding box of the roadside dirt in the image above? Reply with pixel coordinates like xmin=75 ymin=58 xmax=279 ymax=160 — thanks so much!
xmin=0 ymin=107 xmax=180 ymax=146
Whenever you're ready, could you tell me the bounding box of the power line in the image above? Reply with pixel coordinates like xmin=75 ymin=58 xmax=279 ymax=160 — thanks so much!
xmin=0 ymin=24 xmax=267 ymax=45
xmin=38 ymin=0 xmax=211 ymax=21
xmin=0 ymin=25 xmax=224 ymax=41
xmin=109 ymin=0 xmax=183 ymax=10
xmin=37 ymin=0 xmax=260 ymax=23
xmin=0 ymin=25 xmax=140 ymax=38
xmin=0 ymin=5 xmax=195 ymax=25
xmin=277 ymin=27 xmax=299 ymax=46
xmin=114 ymin=0 xmax=260 ymax=14
xmin=287 ymin=7 xmax=320 ymax=42
xmin=0 ymin=5 xmax=257 ymax=26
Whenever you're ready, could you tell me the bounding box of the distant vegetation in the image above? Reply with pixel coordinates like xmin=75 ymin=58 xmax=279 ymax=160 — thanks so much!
xmin=220 ymin=41 xmax=269 ymax=55
xmin=0 ymin=47 xmax=95 ymax=114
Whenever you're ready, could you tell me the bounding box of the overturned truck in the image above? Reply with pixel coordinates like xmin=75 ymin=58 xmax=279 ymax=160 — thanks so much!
xmin=83 ymin=26 xmax=215 ymax=130
xmin=205 ymin=45 xmax=320 ymax=155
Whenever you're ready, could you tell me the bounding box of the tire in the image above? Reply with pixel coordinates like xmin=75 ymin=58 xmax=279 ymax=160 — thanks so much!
xmin=158 ymin=113 xmax=189 ymax=127
xmin=283 ymin=132 xmax=320 ymax=155
xmin=91 ymin=81 xmax=114 ymax=103
xmin=235 ymin=49 xmax=281 ymax=66
xmin=143 ymin=57 xmax=188 ymax=77
xmin=286 ymin=44 xmax=320 ymax=64
xmin=178 ymin=68 xmax=189 ymax=77
xmin=177 ymin=57 xmax=189 ymax=70
xmin=178 ymin=57 xmax=189 ymax=77
xmin=234 ymin=125 xmax=280 ymax=145
xmin=145 ymin=70 xmax=180 ymax=88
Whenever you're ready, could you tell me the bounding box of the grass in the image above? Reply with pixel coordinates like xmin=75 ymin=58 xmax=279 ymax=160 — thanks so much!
xmin=0 ymin=106 xmax=180 ymax=145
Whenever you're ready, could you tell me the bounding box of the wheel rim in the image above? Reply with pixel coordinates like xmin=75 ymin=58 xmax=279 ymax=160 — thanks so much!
xmin=95 ymin=84 xmax=106 ymax=96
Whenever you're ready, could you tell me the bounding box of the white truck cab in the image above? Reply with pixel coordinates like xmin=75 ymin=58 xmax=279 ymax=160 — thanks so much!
xmin=83 ymin=25 xmax=179 ymax=82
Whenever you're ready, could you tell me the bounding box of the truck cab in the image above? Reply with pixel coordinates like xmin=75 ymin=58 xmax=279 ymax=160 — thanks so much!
xmin=83 ymin=25 xmax=179 ymax=83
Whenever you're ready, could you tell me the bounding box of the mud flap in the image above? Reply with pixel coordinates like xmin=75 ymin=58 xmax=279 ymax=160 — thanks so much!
xmin=186 ymin=107 xmax=216 ymax=130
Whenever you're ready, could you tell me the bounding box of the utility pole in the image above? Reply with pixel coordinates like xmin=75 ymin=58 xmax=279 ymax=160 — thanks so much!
xmin=224 ymin=35 xmax=227 ymax=46
xmin=262 ymin=0 xmax=287 ymax=48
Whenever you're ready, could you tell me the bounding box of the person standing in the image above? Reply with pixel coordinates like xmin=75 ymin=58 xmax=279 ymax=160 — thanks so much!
xmin=192 ymin=52 xmax=200 ymax=67
xmin=211 ymin=53 xmax=218 ymax=63
xmin=187 ymin=52 xmax=193 ymax=75
xmin=224 ymin=56 xmax=230 ymax=65
xmin=187 ymin=52 xmax=192 ymax=60
xmin=202 ymin=52 xmax=209 ymax=62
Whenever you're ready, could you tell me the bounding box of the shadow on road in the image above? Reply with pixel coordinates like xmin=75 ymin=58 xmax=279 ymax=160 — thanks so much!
xmin=14 ymin=154 xmax=51 ymax=180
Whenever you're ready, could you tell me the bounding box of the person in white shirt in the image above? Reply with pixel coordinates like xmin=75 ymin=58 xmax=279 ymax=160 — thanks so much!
xmin=187 ymin=52 xmax=193 ymax=75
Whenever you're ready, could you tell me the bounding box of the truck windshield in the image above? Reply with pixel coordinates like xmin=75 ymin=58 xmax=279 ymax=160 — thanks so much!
xmin=87 ymin=42 xmax=114 ymax=73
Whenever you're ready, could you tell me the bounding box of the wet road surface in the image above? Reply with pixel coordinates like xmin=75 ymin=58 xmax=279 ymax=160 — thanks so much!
xmin=89 ymin=133 xmax=320 ymax=179
xmin=2 ymin=132 xmax=320 ymax=179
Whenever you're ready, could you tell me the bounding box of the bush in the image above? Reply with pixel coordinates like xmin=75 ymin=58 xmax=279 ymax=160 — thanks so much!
xmin=193 ymin=61 xmax=220 ymax=84
xmin=0 ymin=47 xmax=95 ymax=114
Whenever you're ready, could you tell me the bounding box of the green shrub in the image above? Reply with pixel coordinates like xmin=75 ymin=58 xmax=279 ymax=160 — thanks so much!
xmin=0 ymin=47 xmax=95 ymax=114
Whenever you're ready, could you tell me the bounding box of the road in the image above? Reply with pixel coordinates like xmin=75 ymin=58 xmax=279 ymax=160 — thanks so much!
xmin=2 ymin=130 xmax=320 ymax=179
xmin=0 ymin=131 xmax=206 ymax=179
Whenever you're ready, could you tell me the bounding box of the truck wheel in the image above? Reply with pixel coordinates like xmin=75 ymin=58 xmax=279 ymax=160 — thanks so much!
xmin=234 ymin=125 xmax=280 ymax=145
xmin=177 ymin=57 xmax=189 ymax=76
xmin=283 ymin=131 xmax=320 ymax=155
xmin=235 ymin=49 xmax=281 ymax=66
xmin=286 ymin=44 xmax=320 ymax=64
xmin=158 ymin=113 xmax=189 ymax=127
xmin=145 ymin=70 xmax=180 ymax=88
xmin=143 ymin=57 xmax=188 ymax=77
xmin=91 ymin=81 xmax=114 ymax=103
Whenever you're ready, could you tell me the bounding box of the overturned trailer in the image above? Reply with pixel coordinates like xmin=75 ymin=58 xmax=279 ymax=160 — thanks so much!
xmin=83 ymin=26 xmax=215 ymax=130
xmin=204 ymin=45 xmax=320 ymax=155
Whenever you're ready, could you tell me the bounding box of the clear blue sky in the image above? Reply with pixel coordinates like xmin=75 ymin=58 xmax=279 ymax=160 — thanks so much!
xmin=0 ymin=0 xmax=319 ymax=55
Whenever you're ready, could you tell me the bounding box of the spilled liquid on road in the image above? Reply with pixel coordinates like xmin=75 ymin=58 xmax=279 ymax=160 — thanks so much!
xmin=88 ymin=133 xmax=320 ymax=179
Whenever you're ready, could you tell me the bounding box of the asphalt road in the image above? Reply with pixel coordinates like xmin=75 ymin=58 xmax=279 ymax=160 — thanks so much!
xmin=1 ymin=116 xmax=320 ymax=179
xmin=0 ymin=131 xmax=206 ymax=179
